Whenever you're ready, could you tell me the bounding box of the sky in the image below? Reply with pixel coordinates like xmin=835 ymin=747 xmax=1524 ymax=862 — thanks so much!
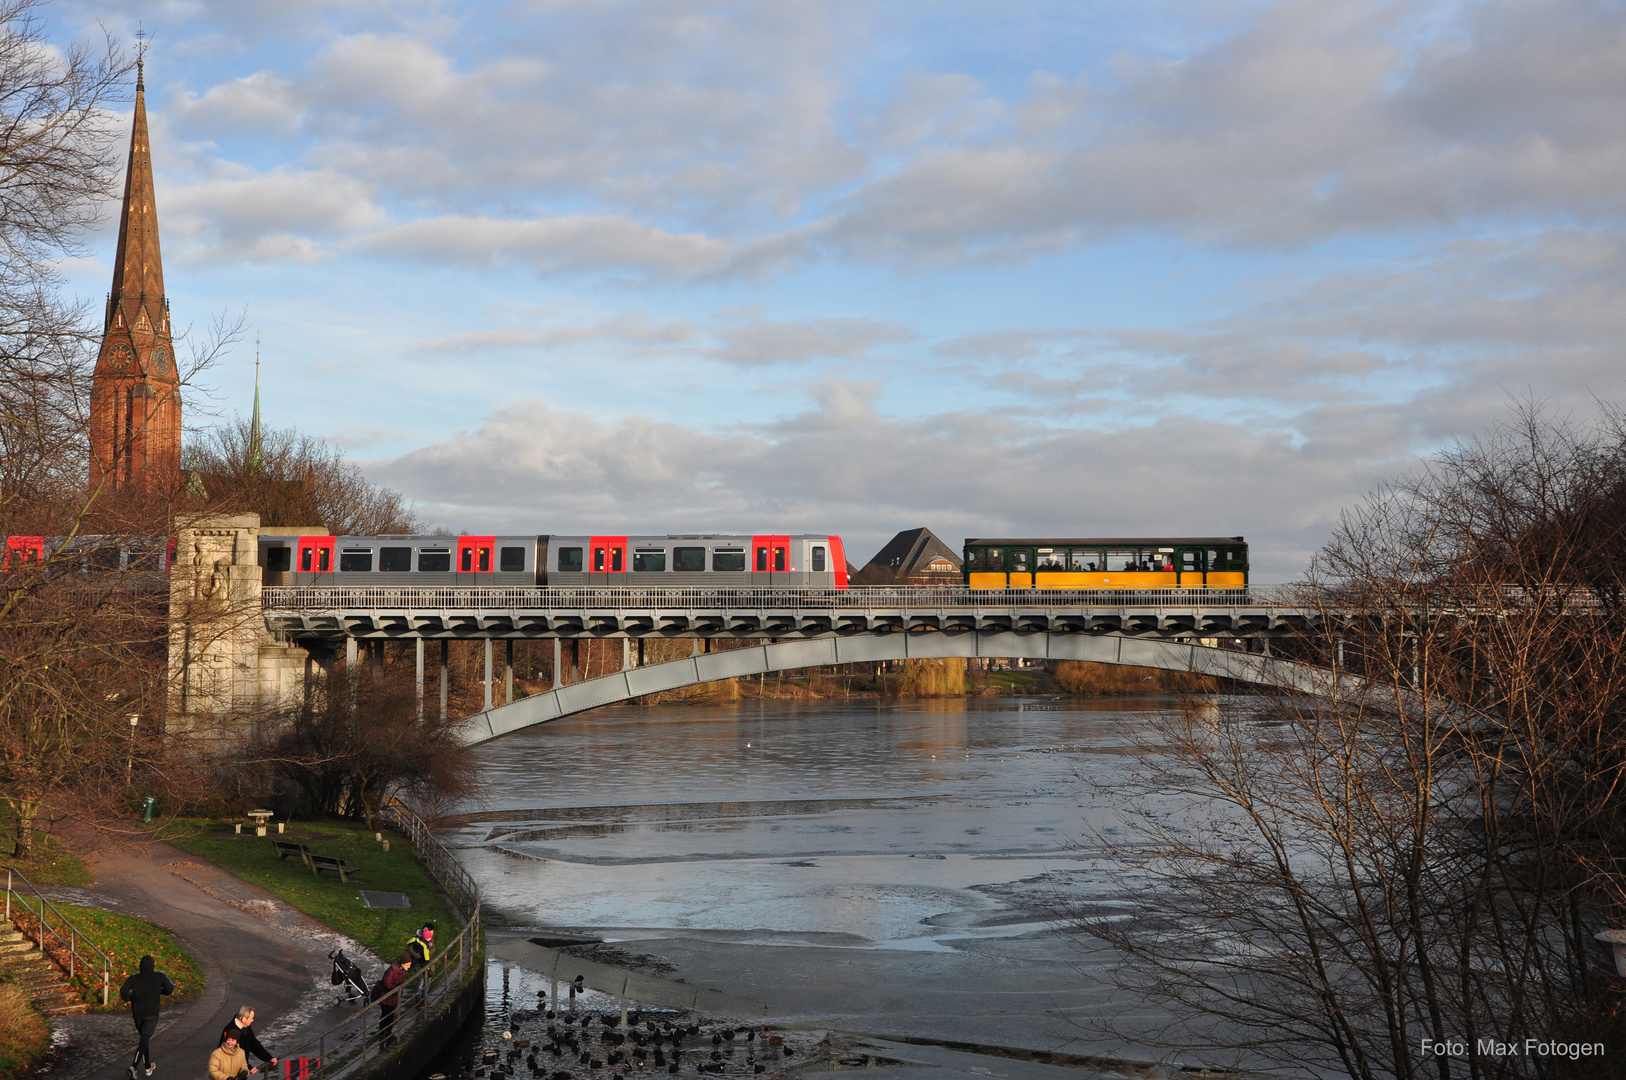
xmin=47 ymin=0 xmax=1626 ymax=578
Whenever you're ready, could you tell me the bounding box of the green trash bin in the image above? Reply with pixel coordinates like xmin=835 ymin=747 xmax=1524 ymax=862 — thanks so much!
xmin=140 ymin=796 xmax=156 ymax=822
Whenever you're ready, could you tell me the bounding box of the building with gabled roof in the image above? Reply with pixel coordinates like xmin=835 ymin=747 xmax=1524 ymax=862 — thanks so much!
xmin=852 ymin=527 xmax=963 ymax=586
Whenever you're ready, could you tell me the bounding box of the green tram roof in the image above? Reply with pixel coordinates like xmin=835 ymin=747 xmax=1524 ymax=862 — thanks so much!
xmin=964 ymin=537 xmax=1245 ymax=547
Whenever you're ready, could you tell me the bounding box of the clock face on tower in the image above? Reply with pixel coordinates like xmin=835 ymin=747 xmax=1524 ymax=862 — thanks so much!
xmin=107 ymin=342 xmax=135 ymax=373
xmin=149 ymin=345 xmax=171 ymax=377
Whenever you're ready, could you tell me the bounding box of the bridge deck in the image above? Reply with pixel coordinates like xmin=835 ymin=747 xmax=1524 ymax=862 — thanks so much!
xmin=262 ymin=585 xmax=1320 ymax=640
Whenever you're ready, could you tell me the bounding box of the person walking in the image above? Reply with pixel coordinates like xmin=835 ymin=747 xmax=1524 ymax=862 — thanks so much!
xmin=406 ymin=922 xmax=434 ymax=1005
xmin=376 ymin=954 xmax=413 ymax=1045
xmin=219 ymin=1006 xmax=278 ymax=1073
xmin=118 ymin=954 xmax=174 ymax=1078
xmin=208 ymin=1032 xmax=257 ymax=1079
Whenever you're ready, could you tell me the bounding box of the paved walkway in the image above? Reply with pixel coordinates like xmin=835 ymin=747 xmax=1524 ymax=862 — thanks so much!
xmin=35 ymin=835 xmax=382 ymax=1079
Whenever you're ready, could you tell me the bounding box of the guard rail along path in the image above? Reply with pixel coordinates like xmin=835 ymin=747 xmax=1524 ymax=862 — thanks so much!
xmin=2 ymin=865 xmax=113 ymax=1007
xmin=272 ymin=801 xmax=483 ymax=1079
xmin=264 ymin=584 xmax=1321 ymax=640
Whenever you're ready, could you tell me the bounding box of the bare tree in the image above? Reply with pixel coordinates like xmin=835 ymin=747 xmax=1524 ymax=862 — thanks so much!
xmin=1071 ymin=402 xmax=1626 ymax=1079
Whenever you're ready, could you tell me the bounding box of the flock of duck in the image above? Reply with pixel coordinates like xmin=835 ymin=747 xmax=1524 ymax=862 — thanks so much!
xmin=465 ymin=1009 xmax=806 ymax=1080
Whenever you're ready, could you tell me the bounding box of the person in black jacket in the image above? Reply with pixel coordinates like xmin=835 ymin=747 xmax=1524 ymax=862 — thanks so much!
xmin=219 ymin=1006 xmax=278 ymax=1072
xmin=119 ymin=954 xmax=175 ymax=1078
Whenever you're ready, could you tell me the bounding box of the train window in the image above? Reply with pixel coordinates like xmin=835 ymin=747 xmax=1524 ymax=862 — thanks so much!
xmin=986 ymin=548 xmax=1004 ymax=571
xmin=266 ymin=547 xmax=291 ymax=572
xmin=755 ymin=546 xmax=768 ymax=572
xmin=593 ymin=547 xmax=605 ymax=572
xmin=673 ymin=547 xmax=705 ymax=572
xmin=1037 ymin=548 xmax=1063 ymax=570
xmin=611 ymin=547 xmax=623 ymax=572
xmin=418 ymin=550 xmax=451 ymax=572
xmin=1011 ymin=550 xmax=1030 ymax=571
xmin=340 ymin=549 xmax=374 ymax=572
xmin=92 ymin=544 xmax=122 ymax=570
xmin=773 ymin=547 xmax=786 ymax=572
xmin=713 ymin=549 xmax=746 ymax=572
xmin=500 ymin=546 xmax=526 ymax=572
xmin=633 ymin=549 xmax=667 ymax=572
xmin=811 ymin=546 xmax=826 ymax=573
xmin=1069 ymin=550 xmax=1098 ymax=571
xmin=461 ymin=546 xmax=492 ymax=572
xmin=1108 ymin=550 xmax=1139 ymax=571
xmin=557 ymin=547 xmax=583 ymax=572
xmin=380 ymin=547 xmax=412 ymax=572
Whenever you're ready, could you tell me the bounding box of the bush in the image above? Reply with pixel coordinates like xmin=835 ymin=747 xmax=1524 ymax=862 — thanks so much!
xmin=0 ymin=981 xmax=50 ymax=1078
xmin=1048 ymin=660 xmax=1215 ymax=696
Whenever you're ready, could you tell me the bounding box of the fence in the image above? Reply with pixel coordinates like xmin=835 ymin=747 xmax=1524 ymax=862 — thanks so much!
xmin=2 ymin=866 xmax=112 ymax=1006
xmin=271 ymin=802 xmax=482 ymax=1077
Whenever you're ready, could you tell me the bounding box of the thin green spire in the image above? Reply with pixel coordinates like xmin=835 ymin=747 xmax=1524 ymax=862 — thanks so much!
xmin=248 ymin=331 xmax=264 ymax=476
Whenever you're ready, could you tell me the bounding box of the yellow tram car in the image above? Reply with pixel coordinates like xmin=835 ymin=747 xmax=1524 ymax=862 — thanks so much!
xmin=963 ymin=536 xmax=1248 ymax=590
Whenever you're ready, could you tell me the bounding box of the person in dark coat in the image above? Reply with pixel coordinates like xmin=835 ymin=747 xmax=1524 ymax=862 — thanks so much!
xmin=219 ymin=1006 xmax=278 ymax=1072
xmin=119 ymin=954 xmax=175 ymax=1078
xmin=375 ymin=955 xmax=413 ymax=1044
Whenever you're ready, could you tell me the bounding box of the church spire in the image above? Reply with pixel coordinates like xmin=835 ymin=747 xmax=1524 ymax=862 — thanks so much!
xmin=248 ymin=332 xmax=264 ymax=476
xmin=89 ymin=47 xmax=181 ymax=494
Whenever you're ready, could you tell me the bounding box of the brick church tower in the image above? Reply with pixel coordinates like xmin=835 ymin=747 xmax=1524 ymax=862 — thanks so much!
xmin=89 ymin=59 xmax=180 ymax=494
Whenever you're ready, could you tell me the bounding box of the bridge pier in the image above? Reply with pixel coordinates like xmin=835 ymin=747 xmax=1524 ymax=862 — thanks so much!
xmin=553 ymin=640 xmax=562 ymax=690
xmin=505 ymin=640 xmax=515 ymax=705
xmin=440 ymin=640 xmax=449 ymax=721
xmin=483 ymin=639 xmax=493 ymax=710
xmin=416 ymin=639 xmax=425 ymax=721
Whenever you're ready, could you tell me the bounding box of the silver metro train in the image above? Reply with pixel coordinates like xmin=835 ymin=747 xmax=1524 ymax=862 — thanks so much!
xmin=258 ymin=533 xmax=850 ymax=588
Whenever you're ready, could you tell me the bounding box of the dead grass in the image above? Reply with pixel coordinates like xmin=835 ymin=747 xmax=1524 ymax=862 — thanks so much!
xmin=0 ymin=981 xmax=50 ymax=1079
xmin=1049 ymin=660 xmax=1216 ymax=696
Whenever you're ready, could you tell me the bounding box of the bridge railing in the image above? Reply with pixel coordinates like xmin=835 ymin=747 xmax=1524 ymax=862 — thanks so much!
xmin=263 ymin=584 xmax=1307 ymax=612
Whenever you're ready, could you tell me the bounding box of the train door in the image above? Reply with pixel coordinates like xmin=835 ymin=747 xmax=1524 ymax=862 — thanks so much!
xmin=1007 ymin=547 xmax=1033 ymax=588
xmin=457 ymin=536 xmax=495 ymax=583
xmin=589 ymin=535 xmax=628 ymax=585
xmin=752 ymin=534 xmax=790 ymax=587
xmin=3 ymin=536 xmax=43 ymax=571
xmin=297 ymin=536 xmax=335 ymax=583
xmin=805 ymin=538 xmax=829 ymax=587
xmin=1179 ymin=548 xmax=1204 ymax=588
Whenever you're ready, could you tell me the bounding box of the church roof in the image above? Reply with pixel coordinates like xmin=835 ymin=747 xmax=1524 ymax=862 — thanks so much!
xmin=108 ymin=63 xmax=165 ymax=328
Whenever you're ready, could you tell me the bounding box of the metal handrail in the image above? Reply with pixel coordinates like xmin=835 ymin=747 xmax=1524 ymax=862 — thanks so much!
xmin=268 ymin=803 xmax=481 ymax=1077
xmin=3 ymin=865 xmax=113 ymax=1006
xmin=264 ymin=584 xmax=1303 ymax=613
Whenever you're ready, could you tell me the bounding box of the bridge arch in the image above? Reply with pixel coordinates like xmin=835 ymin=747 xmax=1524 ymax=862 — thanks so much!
xmin=460 ymin=632 xmax=1332 ymax=746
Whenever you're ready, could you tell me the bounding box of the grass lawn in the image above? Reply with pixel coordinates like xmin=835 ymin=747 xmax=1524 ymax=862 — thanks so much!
xmin=161 ymin=819 xmax=458 ymax=961
xmin=0 ymin=807 xmax=89 ymax=887
xmin=8 ymin=901 xmax=203 ymax=1009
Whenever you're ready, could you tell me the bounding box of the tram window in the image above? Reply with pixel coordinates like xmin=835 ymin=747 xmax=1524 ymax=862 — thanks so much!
xmin=986 ymin=548 xmax=1004 ymax=571
xmin=1208 ymin=549 xmax=1221 ymax=571
xmin=1181 ymin=551 xmax=1199 ymax=571
xmin=380 ymin=547 xmax=412 ymax=572
xmin=756 ymin=547 xmax=769 ymax=572
xmin=1011 ymin=550 xmax=1030 ymax=571
xmin=811 ymin=546 xmax=826 ymax=572
xmin=713 ymin=549 xmax=746 ymax=571
xmin=418 ymin=549 xmax=451 ymax=572
xmin=500 ymin=546 xmax=526 ymax=572
xmin=633 ymin=549 xmax=667 ymax=572
xmin=673 ymin=547 xmax=705 ymax=572
xmin=556 ymin=547 xmax=583 ymax=573
xmin=1107 ymin=550 xmax=1138 ymax=571
xmin=340 ymin=549 xmax=374 ymax=573
xmin=966 ymin=549 xmax=983 ymax=571
xmin=1069 ymin=550 xmax=1098 ymax=571
xmin=773 ymin=547 xmax=786 ymax=572
xmin=266 ymin=547 xmax=291 ymax=572
xmin=1036 ymin=548 xmax=1062 ymax=569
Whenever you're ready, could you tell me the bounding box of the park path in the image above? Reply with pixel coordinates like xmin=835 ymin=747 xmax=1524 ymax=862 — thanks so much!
xmin=35 ymin=833 xmax=383 ymax=1079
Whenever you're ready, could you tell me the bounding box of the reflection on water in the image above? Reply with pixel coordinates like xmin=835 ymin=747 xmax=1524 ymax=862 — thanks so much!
xmin=450 ymin=697 xmax=1190 ymax=950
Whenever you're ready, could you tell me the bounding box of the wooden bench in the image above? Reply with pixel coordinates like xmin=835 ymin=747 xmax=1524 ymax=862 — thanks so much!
xmin=308 ymin=853 xmax=360 ymax=883
xmin=272 ymin=840 xmax=311 ymax=866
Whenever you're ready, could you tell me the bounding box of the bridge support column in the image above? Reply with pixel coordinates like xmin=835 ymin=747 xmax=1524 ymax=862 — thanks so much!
xmin=505 ymin=640 xmax=514 ymax=705
xmin=484 ymin=639 xmax=493 ymax=710
xmin=440 ymin=640 xmax=449 ymax=721
xmin=415 ymin=639 xmax=425 ymax=721
xmin=346 ymin=637 xmax=357 ymax=671
xmin=622 ymin=638 xmax=631 ymax=672
xmin=552 ymin=640 xmax=562 ymax=690
xmin=571 ymin=640 xmax=580 ymax=683
xmin=692 ymin=638 xmax=701 ymax=657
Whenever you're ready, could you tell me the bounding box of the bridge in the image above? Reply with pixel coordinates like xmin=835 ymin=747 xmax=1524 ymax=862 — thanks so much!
xmin=257 ymin=584 xmax=1338 ymax=745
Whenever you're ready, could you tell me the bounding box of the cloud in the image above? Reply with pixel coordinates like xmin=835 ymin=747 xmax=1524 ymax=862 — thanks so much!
xmin=706 ymin=317 xmax=913 ymax=365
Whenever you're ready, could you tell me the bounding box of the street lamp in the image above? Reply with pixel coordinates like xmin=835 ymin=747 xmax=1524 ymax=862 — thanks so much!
xmin=126 ymin=714 xmax=139 ymax=781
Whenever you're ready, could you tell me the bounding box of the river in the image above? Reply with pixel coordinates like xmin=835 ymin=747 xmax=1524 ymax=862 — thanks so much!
xmin=445 ymin=695 xmax=1209 ymax=1067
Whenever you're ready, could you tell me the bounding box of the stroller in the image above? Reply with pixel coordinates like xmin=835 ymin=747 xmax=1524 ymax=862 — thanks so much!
xmin=329 ymin=948 xmax=370 ymax=1006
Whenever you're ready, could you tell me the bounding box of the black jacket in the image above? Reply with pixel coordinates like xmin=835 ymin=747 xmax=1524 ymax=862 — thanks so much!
xmin=220 ymin=1018 xmax=275 ymax=1064
xmin=119 ymin=955 xmax=175 ymax=1018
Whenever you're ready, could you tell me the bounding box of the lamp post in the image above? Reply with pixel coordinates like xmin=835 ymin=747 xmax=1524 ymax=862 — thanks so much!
xmin=126 ymin=714 xmax=139 ymax=781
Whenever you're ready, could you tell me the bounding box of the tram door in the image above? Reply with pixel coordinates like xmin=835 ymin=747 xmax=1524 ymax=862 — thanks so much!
xmin=589 ymin=536 xmax=628 ymax=585
xmin=457 ymin=536 xmax=495 ymax=583
xmin=297 ymin=536 xmax=335 ymax=583
xmin=752 ymin=535 xmax=791 ymax=587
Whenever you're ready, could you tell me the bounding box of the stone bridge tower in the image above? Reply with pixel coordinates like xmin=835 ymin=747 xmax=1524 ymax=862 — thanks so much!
xmin=90 ymin=59 xmax=180 ymax=495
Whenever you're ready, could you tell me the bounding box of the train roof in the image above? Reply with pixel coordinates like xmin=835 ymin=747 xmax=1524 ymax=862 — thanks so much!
xmin=964 ymin=536 xmax=1246 ymax=546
